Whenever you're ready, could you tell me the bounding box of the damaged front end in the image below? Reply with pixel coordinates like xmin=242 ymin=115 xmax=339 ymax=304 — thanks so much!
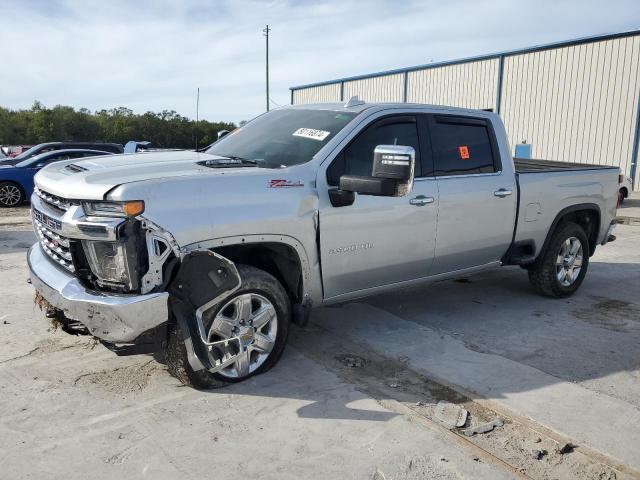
xmin=28 ymin=189 xmax=251 ymax=372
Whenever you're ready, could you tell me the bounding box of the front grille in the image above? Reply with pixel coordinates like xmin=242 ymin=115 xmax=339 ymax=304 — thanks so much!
xmin=32 ymin=203 xmax=76 ymax=273
xmin=34 ymin=220 xmax=75 ymax=272
xmin=34 ymin=187 xmax=75 ymax=213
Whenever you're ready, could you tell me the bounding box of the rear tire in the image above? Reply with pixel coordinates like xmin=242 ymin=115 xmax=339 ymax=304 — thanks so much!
xmin=618 ymin=188 xmax=627 ymax=204
xmin=528 ymin=222 xmax=589 ymax=298
xmin=0 ymin=182 xmax=24 ymax=207
xmin=166 ymin=264 xmax=290 ymax=389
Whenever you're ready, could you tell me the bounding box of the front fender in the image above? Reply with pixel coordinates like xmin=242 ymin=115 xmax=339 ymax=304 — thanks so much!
xmin=185 ymin=234 xmax=323 ymax=306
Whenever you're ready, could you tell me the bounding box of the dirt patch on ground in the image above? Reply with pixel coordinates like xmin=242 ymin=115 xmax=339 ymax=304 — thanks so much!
xmin=73 ymin=360 xmax=164 ymax=394
xmin=573 ymin=296 xmax=640 ymax=332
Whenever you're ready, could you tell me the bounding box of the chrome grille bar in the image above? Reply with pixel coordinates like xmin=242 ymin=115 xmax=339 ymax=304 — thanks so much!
xmin=34 ymin=219 xmax=75 ymax=272
xmin=34 ymin=187 xmax=75 ymax=212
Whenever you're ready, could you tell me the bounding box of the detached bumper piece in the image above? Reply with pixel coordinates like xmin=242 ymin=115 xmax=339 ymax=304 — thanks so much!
xmin=28 ymin=245 xmax=169 ymax=343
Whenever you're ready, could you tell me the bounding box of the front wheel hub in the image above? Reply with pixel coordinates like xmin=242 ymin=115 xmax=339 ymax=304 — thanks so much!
xmin=207 ymin=292 xmax=278 ymax=378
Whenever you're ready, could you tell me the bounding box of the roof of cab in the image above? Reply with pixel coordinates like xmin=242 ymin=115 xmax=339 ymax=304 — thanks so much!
xmin=285 ymin=100 xmax=500 ymax=120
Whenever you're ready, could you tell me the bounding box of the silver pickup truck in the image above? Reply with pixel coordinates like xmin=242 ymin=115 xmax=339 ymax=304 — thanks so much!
xmin=28 ymin=99 xmax=619 ymax=388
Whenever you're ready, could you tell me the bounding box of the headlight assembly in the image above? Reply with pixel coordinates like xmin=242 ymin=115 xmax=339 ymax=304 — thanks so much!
xmin=82 ymin=240 xmax=134 ymax=287
xmin=82 ymin=200 xmax=144 ymax=218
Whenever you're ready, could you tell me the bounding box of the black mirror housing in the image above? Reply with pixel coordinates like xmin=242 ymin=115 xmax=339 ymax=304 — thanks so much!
xmin=339 ymin=175 xmax=397 ymax=196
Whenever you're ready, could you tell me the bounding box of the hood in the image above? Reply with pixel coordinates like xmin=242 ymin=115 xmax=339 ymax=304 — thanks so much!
xmin=33 ymin=150 xmax=270 ymax=200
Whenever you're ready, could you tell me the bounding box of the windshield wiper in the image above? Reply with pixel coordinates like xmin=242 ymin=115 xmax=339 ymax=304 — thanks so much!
xmin=200 ymin=155 xmax=258 ymax=168
xmin=221 ymin=155 xmax=258 ymax=165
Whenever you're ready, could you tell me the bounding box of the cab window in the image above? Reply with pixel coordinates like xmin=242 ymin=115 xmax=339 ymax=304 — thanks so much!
xmin=327 ymin=115 xmax=421 ymax=186
xmin=429 ymin=116 xmax=500 ymax=176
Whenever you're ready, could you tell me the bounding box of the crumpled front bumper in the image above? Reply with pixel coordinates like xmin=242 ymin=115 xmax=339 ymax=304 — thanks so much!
xmin=27 ymin=244 xmax=169 ymax=343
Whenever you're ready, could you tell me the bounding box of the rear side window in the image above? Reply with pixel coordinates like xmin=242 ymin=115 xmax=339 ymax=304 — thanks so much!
xmin=430 ymin=117 xmax=498 ymax=176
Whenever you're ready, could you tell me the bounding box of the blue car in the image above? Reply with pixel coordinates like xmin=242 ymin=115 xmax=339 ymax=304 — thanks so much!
xmin=0 ymin=149 xmax=112 ymax=207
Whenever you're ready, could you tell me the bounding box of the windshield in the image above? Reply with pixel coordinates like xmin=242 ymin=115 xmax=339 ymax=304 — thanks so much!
xmin=205 ymin=109 xmax=357 ymax=168
xmin=12 ymin=145 xmax=43 ymax=161
xmin=15 ymin=153 xmax=51 ymax=168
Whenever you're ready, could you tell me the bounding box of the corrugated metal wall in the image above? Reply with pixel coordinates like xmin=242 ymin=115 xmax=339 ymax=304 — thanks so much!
xmin=501 ymin=36 xmax=640 ymax=186
xmin=407 ymin=59 xmax=499 ymax=110
xmin=292 ymin=83 xmax=341 ymax=104
xmin=342 ymin=73 xmax=404 ymax=102
xmin=291 ymin=32 xmax=640 ymax=189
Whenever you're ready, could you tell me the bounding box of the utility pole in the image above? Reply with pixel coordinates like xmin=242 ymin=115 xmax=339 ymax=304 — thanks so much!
xmin=263 ymin=25 xmax=271 ymax=111
xmin=195 ymin=87 xmax=200 ymax=150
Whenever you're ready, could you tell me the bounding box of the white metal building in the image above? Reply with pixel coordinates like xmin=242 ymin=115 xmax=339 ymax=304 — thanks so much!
xmin=290 ymin=30 xmax=640 ymax=190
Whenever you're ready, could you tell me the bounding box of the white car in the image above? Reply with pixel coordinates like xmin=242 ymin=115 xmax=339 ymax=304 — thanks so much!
xmin=619 ymin=175 xmax=632 ymax=204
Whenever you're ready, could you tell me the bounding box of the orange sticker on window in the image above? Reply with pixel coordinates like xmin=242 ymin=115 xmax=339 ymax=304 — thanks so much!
xmin=459 ymin=146 xmax=470 ymax=159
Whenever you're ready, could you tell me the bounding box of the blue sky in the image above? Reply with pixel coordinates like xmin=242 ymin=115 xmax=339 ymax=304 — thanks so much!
xmin=0 ymin=0 xmax=639 ymax=123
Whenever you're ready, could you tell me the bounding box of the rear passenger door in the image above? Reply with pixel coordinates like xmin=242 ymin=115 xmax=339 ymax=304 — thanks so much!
xmin=428 ymin=115 xmax=516 ymax=274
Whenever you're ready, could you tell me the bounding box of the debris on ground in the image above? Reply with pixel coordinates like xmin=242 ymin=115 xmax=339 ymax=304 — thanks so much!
xmin=434 ymin=400 xmax=468 ymax=428
xmin=461 ymin=418 xmax=503 ymax=436
xmin=531 ymin=448 xmax=547 ymax=460
xmin=556 ymin=442 xmax=577 ymax=454
xmin=336 ymin=354 xmax=366 ymax=368
xmin=388 ymin=382 xmax=400 ymax=388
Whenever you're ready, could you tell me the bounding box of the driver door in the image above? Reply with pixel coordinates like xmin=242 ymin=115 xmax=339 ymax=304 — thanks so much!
xmin=318 ymin=114 xmax=439 ymax=300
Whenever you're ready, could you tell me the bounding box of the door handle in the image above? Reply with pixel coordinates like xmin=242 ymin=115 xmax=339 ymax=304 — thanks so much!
xmin=494 ymin=188 xmax=513 ymax=198
xmin=409 ymin=195 xmax=435 ymax=206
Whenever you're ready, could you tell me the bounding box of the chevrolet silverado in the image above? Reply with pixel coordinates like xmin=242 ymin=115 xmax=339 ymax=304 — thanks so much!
xmin=27 ymin=99 xmax=619 ymax=388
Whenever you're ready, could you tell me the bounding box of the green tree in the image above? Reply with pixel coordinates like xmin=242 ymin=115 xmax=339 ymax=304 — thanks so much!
xmin=0 ymin=101 xmax=236 ymax=149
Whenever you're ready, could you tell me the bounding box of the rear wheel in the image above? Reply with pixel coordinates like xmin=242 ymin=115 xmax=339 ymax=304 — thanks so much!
xmin=618 ymin=188 xmax=627 ymax=204
xmin=166 ymin=264 xmax=290 ymax=389
xmin=528 ymin=222 xmax=589 ymax=298
xmin=0 ymin=182 xmax=24 ymax=207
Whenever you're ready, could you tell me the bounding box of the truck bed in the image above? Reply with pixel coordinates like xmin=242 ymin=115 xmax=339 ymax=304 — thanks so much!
xmin=514 ymin=158 xmax=619 ymax=173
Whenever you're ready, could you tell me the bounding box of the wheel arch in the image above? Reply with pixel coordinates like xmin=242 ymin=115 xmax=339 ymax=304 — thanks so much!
xmin=185 ymin=234 xmax=318 ymax=306
xmin=539 ymin=203 xmax=601 ymax=258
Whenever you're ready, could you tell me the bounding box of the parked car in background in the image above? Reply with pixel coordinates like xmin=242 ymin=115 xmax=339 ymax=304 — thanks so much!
xmin=6 ymin=145 xmax=34 ymax=158
xmin=619 ymin=174 xmax=632 ymax=204
xmin=0 ymin=149 xmax=113 ymax=207
xmin=2 ymin=142 xmax=123 ymax=165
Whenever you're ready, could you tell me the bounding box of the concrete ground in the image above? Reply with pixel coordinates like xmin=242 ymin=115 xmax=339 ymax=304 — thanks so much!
xmin=1 ymin=202 xmax=639 ymax=479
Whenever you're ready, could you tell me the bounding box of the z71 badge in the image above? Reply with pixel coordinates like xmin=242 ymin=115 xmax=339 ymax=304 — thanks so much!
xmin=269 ymin=179 xmax=304 ymax=188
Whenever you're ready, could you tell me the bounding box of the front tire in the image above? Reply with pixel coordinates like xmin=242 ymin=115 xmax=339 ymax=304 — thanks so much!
xmin=0 ymin=182 xmax=24 ymax=207
xmin=167 ymin=264 xmax=290 ymax=389
xmin=528 ymin=222 xmax=589 ymax=298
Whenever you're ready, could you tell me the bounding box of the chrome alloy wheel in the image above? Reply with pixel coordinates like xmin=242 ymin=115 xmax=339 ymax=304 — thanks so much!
xmin=0 ymin=184 xmax=21 ymax=207
xmin=207 ymin=293 xmax=278 ymax=378
xmin=555 ymin=236 xmax=583 ymax=287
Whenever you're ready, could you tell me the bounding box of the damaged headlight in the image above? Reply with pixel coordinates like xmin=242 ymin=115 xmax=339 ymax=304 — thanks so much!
xmin=82 ymin=240 xmax=134 ymax=287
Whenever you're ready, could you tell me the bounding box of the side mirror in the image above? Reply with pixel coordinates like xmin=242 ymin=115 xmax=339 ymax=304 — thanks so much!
xmin=217 ymin=130 xmax=230 ymax=140
xmin=335 ymin=145 xmax=416 ymax=203
xmin=372 ymin=145 xmax=415 ymax=184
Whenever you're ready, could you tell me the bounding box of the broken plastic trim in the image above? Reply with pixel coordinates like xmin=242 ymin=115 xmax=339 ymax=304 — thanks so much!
xmin=168 ymin=250 xmax=244 ymax=372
